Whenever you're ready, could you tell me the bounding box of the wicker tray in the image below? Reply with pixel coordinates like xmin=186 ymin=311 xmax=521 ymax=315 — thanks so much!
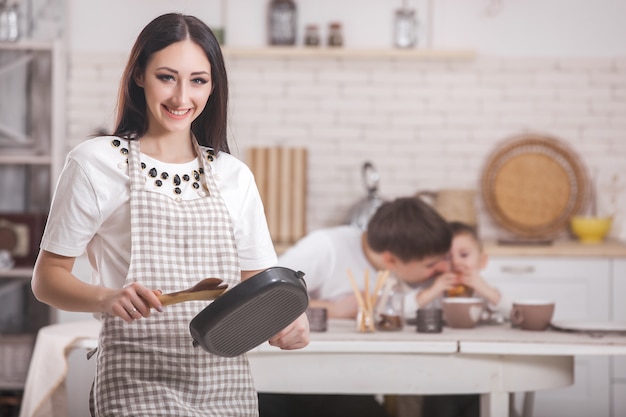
xmin=481 ymin=134 xmax=589 ymax=239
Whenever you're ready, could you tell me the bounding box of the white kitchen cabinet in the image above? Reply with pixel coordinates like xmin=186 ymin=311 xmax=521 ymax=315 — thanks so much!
xmin=0 ymin=40 xmax=65 ymax=395
xmin=482 ymin=256 xmax=611 ymax=417
xmin=0 ymin=41 xmax=65 ymax=206
xmin=612 ymin=259 xmax=626 ymax=417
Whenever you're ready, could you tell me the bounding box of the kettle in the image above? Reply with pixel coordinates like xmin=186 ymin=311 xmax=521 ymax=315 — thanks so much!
xmin=345 ymin=162 xmax=385 ymax=230
xmin=416 ymin=189 xmax=477 ymax=227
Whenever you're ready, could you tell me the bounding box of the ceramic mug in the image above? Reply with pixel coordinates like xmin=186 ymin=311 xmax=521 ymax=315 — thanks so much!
xmin=441 ymin=297 xmax=485 ymax=329
xmin=510 ymin=300 xmax=555 ymax=331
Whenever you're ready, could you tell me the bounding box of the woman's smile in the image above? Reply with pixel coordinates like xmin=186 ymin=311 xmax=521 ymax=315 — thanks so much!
xmin=163 ymin=105 xmax=193 ymax=119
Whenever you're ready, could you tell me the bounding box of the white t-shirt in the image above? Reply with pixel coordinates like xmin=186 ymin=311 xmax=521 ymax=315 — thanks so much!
xmin=40 ymin=136 xmax=277 ymax=289
xmin=277 ymin=225 xmax=443 ymax=318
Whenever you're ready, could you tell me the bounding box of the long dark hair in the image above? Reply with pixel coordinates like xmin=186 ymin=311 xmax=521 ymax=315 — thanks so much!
xmin=113 ymin=13 xmax=230 ymax=153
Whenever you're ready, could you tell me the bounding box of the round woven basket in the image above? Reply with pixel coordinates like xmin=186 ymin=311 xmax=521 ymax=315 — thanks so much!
xmin=481 ymin=134 xmax=590 ymax=239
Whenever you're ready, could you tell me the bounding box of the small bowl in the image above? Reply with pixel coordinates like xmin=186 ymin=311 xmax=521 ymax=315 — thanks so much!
xmin=441 ymin=297 xmax=485 ymax=329
xmin=570 ymin=216 xmax=612 ymax=244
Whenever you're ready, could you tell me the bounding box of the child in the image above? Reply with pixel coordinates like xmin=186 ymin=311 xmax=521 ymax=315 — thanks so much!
xmin=421 ymin=221 xmax=511 ymax=417
xmin=446 ymin=221 xmax=511 ymax=318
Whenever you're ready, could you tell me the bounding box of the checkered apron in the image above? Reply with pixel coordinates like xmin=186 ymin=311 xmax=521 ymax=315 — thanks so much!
xmin=91 ymin=138 xmax=258 ymax=416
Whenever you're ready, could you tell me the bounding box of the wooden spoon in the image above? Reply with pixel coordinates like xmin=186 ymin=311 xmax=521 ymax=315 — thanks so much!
xmin=157 ymin=278 xmax=228 ymax=306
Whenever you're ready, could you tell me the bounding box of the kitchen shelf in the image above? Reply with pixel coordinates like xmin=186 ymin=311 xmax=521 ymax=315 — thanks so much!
xmin=484 ymin=238 xmax=626 ymax=257
xmin=0 ymin=40 xmax=65 ymax=182
xmin=0 ymin=40 xmax=64 ymax=395
xmin=222 ymin=46 xmax=475 ymax=60
xmin=0 ymin=268 xmax=34 ymax=279
xmin=0 ymin=40 xmax=56 ymax=51
xmin=0 ymin=154 xmax=52 ymax=164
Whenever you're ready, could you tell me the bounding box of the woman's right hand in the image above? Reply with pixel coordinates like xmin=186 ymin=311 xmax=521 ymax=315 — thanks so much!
xmin=102 ymin=283 xmax=163 ymax=323
xmin=32 ymin=250 xmax=164 ymax=322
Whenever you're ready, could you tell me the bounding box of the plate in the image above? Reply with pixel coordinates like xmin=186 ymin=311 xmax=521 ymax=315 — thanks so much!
xmin=551 ymin=320 xmax=626 ymax=334
xmin=481 ymin=134 xmax=589 ymax=239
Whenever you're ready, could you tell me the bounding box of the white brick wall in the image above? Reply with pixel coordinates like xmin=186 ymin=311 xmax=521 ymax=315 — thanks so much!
xmin=67 ymin=52 xmax=626 ymax=241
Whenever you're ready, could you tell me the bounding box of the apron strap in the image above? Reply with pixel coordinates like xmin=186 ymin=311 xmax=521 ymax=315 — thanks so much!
xmin=191 ymin=136 xmax=218 ymax=198
xmin=127 ymin=139 xmax=144 ymax=192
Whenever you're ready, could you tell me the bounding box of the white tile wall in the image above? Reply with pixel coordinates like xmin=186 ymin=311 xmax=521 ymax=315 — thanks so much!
xmin=67 ymin=52 xmax=626 ymax=241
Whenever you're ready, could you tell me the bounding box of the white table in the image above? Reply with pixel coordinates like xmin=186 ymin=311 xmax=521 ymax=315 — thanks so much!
xmin=19 ymin=319 xmax=626 ymax=417
xmin=248 ymin=320 xmax=626 ymax=417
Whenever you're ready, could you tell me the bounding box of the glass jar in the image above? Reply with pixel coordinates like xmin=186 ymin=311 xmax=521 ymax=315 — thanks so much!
xmin=0 ymin=1 xmax=9 ymax=41
xmin=394 ymin=6 xmax=417 ymax=48
xmin=374 ymin=276 xmax=405 ymax=331
xmin=356 ymin=306 xmax=375 ymax=333
xmin=304 ymin=24 xmax=320 ymax=47
xmin=6 ymin=4 xmax=18 ymax=41
xmin=268 ymin=0 xmax=297 ymax=46
xmin=327 ymin=22 xmax=343 ymax=47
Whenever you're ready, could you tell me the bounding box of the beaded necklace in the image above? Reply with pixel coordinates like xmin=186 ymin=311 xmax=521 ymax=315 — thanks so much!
xmin=111 ymin=138 xmax=215 ymax=195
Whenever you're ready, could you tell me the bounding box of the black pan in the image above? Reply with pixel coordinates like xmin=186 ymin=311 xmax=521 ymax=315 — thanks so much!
xmin=189 ymin=266 xmax=308 ymax=357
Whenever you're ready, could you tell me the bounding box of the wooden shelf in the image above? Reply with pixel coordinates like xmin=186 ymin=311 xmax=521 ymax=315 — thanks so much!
xmin=484 ymin=239 xmax=626 ymax=257
xmin=0 ymin=154 xmax=52 ymax=165
xmin=0 ymin=40 xmax=56 ymax=51
xmin=0 ymin=267 xmax=33 ymax=279
xmin=222 ymin=46 xmax=475 ymax=60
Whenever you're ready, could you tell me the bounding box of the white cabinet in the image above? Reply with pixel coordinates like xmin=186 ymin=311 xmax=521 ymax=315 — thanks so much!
xmin=482 ymin=256 xmax=612 ymax=417
xmin=0 ymin=40 xmax=65 ymax=209
xmin=612 ymin=259 xmax=626 ymax=417
xmin=0 ymin=40 xmax=65 ymax=392
xmin=483 ymin=257 xmax=611 ymax=321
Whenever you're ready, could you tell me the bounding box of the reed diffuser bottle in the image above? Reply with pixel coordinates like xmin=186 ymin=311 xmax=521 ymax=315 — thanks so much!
xmin=394 ymin=0 xmax=417 ymax=48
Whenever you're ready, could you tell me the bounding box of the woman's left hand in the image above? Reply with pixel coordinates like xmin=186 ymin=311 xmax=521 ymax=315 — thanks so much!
xmin=268 ymin=312 xmax=310 ymax=350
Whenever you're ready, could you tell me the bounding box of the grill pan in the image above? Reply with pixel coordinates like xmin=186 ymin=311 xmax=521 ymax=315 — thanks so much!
xmin=189 ymin=266 xmax=308 ymax=357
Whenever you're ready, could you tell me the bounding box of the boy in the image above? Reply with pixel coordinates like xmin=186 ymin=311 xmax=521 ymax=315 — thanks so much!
xmin=447 ymin=221 xmax=511 ymax=317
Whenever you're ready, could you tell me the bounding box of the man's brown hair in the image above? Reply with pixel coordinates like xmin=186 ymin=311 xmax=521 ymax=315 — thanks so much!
xmin=367 ymin=197 xmax=452 ymax=262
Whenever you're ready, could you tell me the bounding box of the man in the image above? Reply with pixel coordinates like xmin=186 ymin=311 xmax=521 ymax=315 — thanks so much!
xmin=259 ymin=196 xmax=456 ymax=417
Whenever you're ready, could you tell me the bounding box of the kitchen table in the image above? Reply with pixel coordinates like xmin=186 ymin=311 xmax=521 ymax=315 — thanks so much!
xmin=19 ymin=319 xmax=626 ymax=417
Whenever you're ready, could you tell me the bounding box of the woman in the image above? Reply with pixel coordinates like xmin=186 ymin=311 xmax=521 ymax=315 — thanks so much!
xmin=32 ymin=13 xmax=309 ymax=416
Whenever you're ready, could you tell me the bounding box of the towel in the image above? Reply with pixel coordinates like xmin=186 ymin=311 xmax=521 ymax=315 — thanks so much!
xmin=19 ymin=320 xmax=100 ymax=417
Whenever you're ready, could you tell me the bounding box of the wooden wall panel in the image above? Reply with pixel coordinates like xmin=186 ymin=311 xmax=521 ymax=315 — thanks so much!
xmin=247 ymin=147 xmax=307 ymax=246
